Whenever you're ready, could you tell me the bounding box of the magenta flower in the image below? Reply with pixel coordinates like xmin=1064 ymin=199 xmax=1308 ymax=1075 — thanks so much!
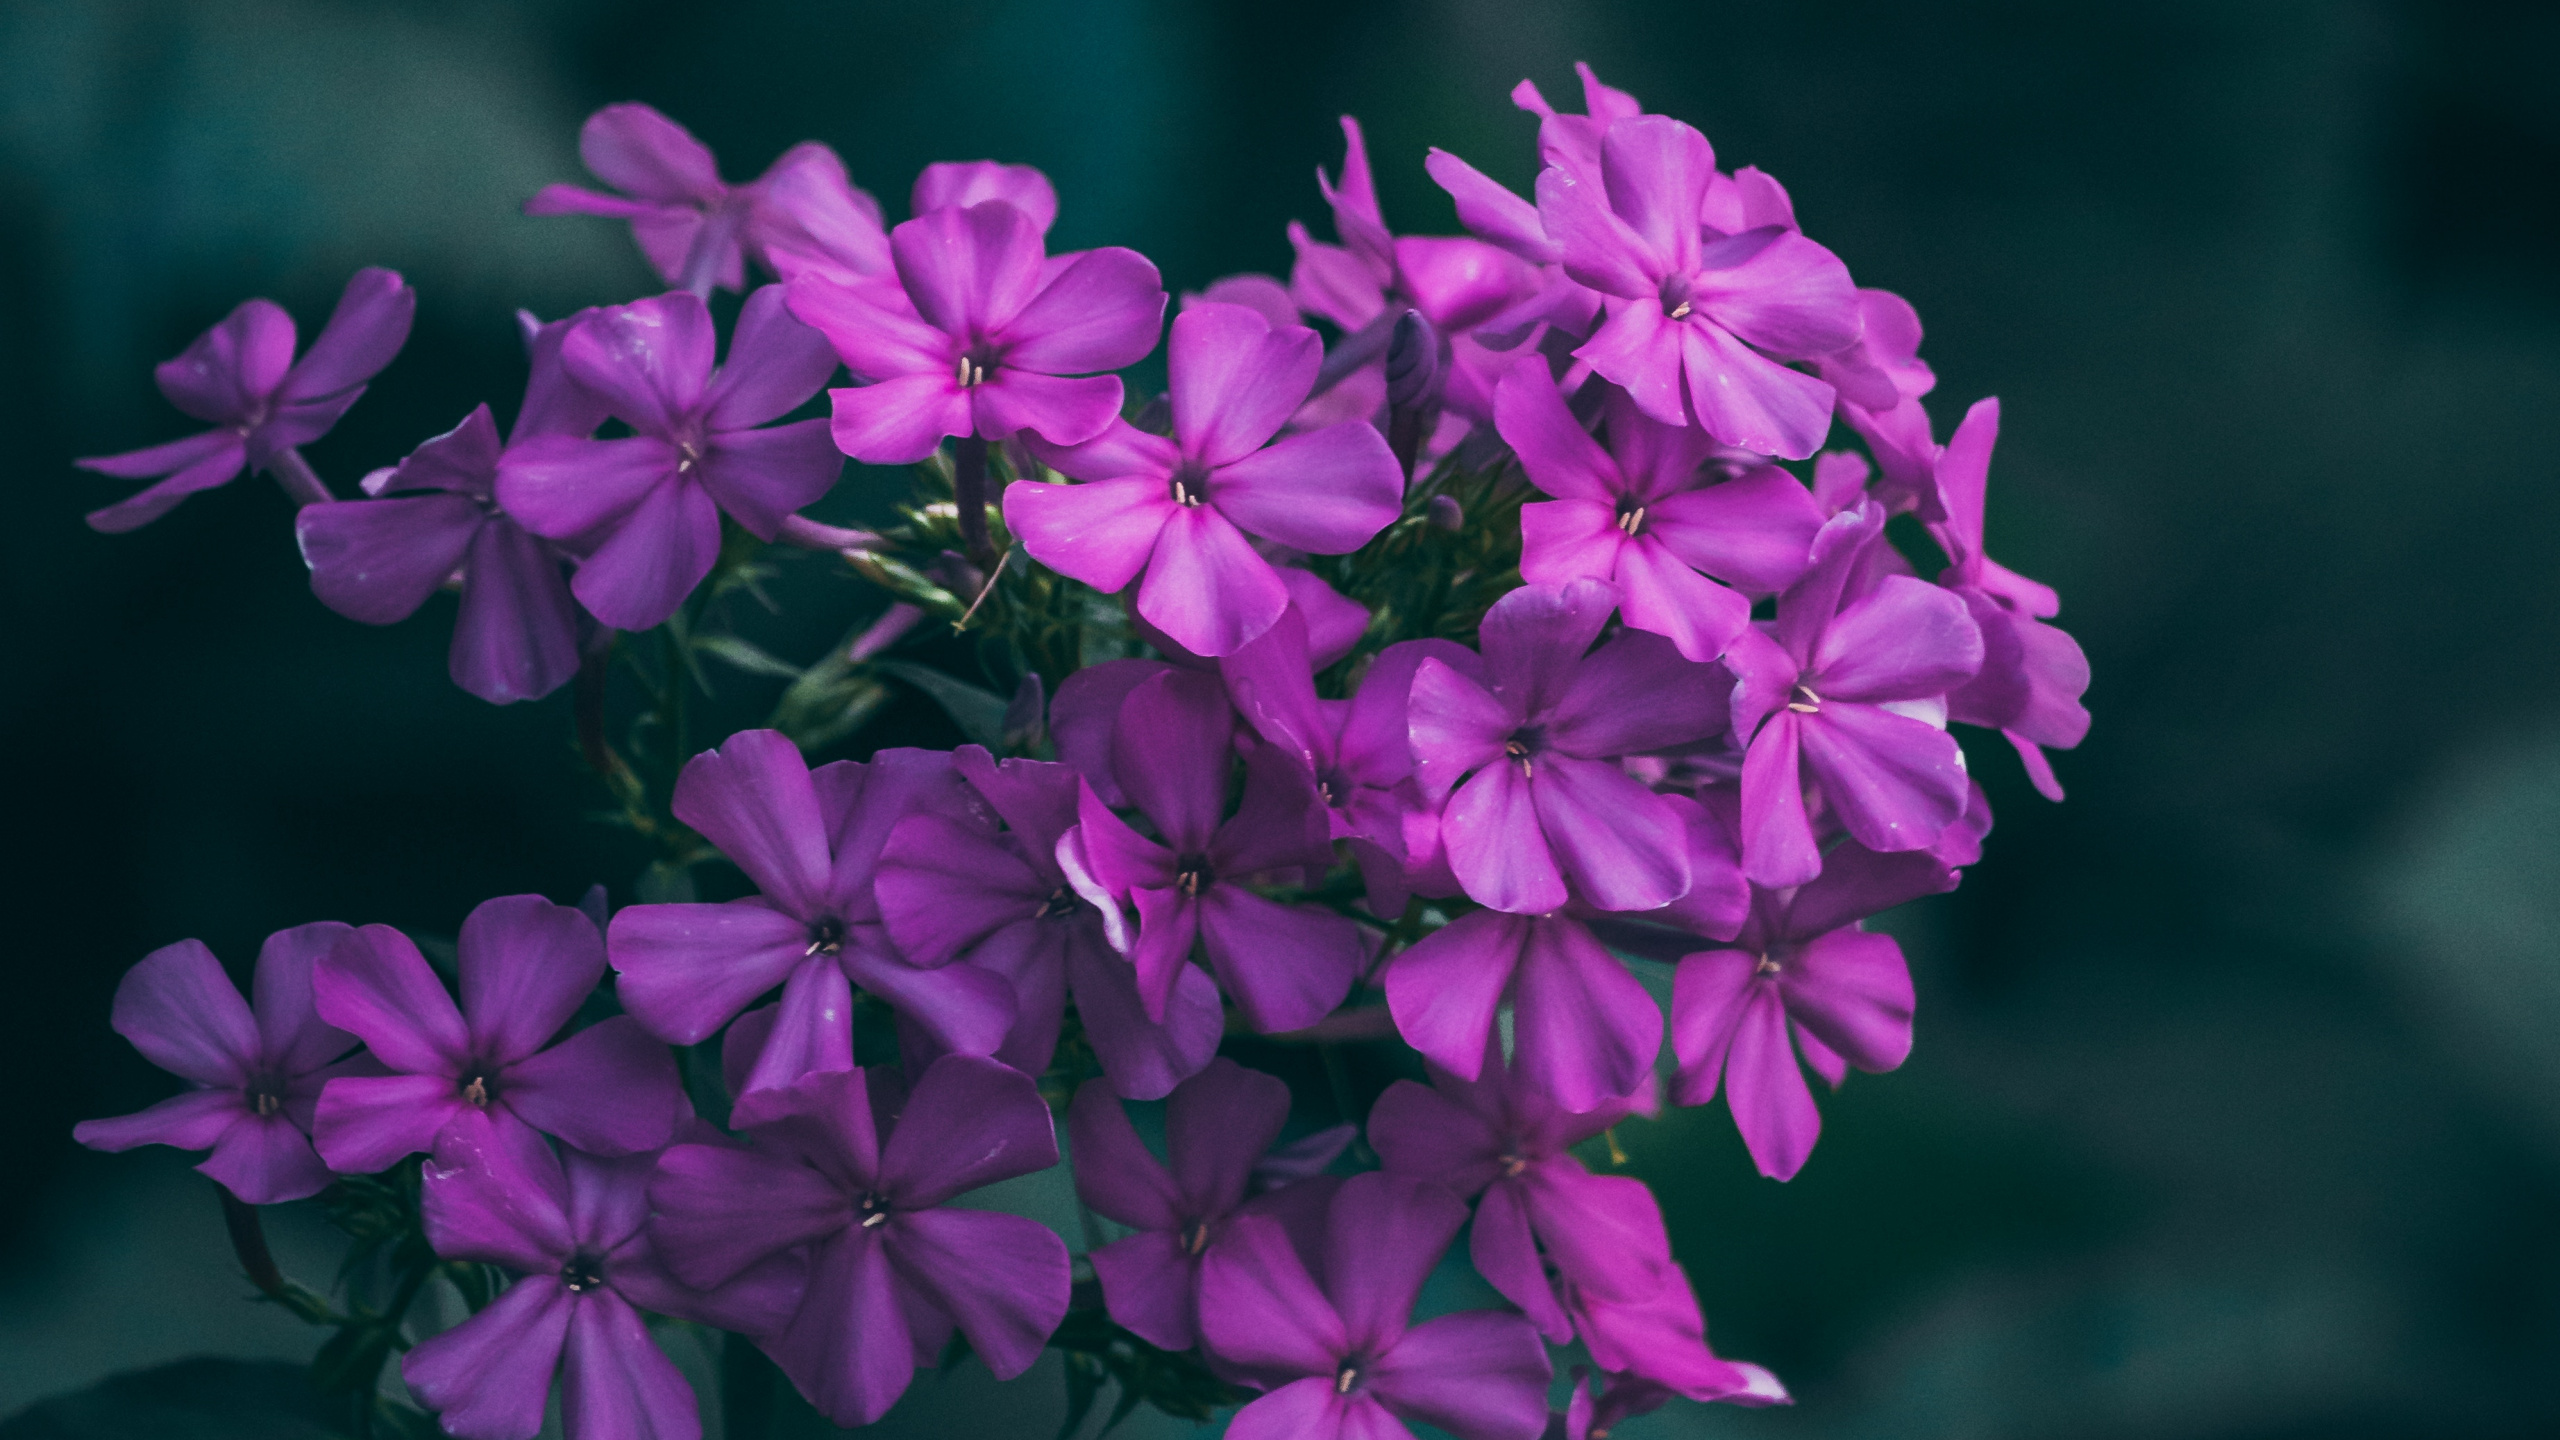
xmin=1406 ymin=578 xmax=1726 ymax=914
xmin=1927 ymin=398 xmax=2092 ymax=800
xmin=647 ymin=1058 xmax=1070 ymax=1429
xmin=1511 ymin=63 xmax=1648 ymax=190
xmin=1382 ymin=911 xmax=1661 ymax=1115
xmin=606 ymin=732 xmax=1013 ymax=1112
xmin=74 ymin=924 xmax=363 ymax=1204
xmin=1537 ymin=115 xmax=1859 ymax=458
xmin=1063 ymin=668 xmax=1362 ymax=1034
xmin=1498 ymin=367 xmax=1823 ymax=662
xmin=403 ymin=1119 xmax=799 ymax=1440
xmin=312 ymin=896 xmax=682 ymax=1173
xmin=495 ymin=286 xmax=841 ymax=632
xmin=874 ymin=745 xmax=1221 ymax=1100
xmin=1005 ymin=301 xmax=1402 ymax=657
xmin=787 ymin=201 xmax=1164 ymax=464
xmin=912 ymin=160 xmax=1059 ymax=230
xmin=1370 ymin=1045 xmax=1668 ymax=1342
xmin=297 ymin=313 xmax=608 ymax=704
xmin=527 ymin=104 xmax=887 ymax=297
xmin=77 ymin=268 xmax=414 ymax=532
xmin=1565 ymin=1262 xmax=1788 ymax=1408
xmin=1068 ymin=1058 xmax=1299 ymax=1350
xmin=1672 ymin=843 xmax=1954 ymax=1179
xmin=1197 ymin=1172 xmax=1552 ymax=1440
xmin=1729 ymin=507 xmax=1984 ymax=888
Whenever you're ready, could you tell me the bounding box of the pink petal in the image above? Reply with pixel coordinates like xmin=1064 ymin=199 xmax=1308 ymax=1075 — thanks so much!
xmin=669 ymin=729 xmax=833 ymax=916
xmin=296 ymin=493 xmax=480 ymax=626
xmin=1405 ymin=657 xmax=1511 ymax=803
xmin=155 ymin=298 xmax=295 ymax=422
xmin=492 ymin=433 xmax=673 ymax=543
xmin=1425 ymin=147 xmax=1558 ymax=263
xmin=280 ymin=268 xmax=415 ymax=405
xmin=1479 ymin=578 xmax=1616 ymax=718
xmin=400 ymin=1277 xmax=572 ymax=1440
xmin=1536 ymin=168 xmax=1661 ymax=301
xmin=1170 ymin=303 xmax=1321 ymax=467
xmin=1070 ymin=933 xmax=1224 ymax=1100
xmin=1066 ymin=1078 xmax=1182 ymax=1228
xmin=459 ymin=894 xmax=608 ymax=1064
xmin=108 ymin=939 xmax=259 ymax=1087
xmin=1495 ymin=361 xmax=1620 ymax=503
xmin=1691 ymin=227 xmax=1860 ymax=358
xmin=890 ymin=201 xmax=1045 ymax=337
xmin=971 ymin=368 xmax=1127 ymax=447
xmin=704 ymin=284 xmax=838 ymax=430
xmin=828 ymin=375 xmax=970 ymax=464
xmin=648 ymin=1141 xmax=850 ymax=1291
xmin=785 ymin=274 xmax=949 ymax=380
xmin=884 ymin=1208 xmax=1069 ymax=1380
xmin=1544 ymin=628 xmax=1729 ymax=757
xmin=502 ymin=1015 xmax=682 ymax=1155
xmin=1002 ymin=246 xmax=1166 ymax=375
xmin=608 ymin=900 xmax=810 ymax=1045
xmin=1780 ymin=927 xmax=1915 ymax=1073
xmin=1527 ymin=756 xmax=1690 ymax=913
xmin=1196 ymin=886 xmax=1362 ymax=1034
xmin=1795 ymin=703 xmax=1971 ymax=853
xmin=315 ymin=925 xmax=468 ymax=1075
xmin=1738 ymin=714 xmax=1821 ymax=889
xmin=1198 ymin=1214 xmax=1348 ymax=1379
xmin=1510 ymin=916 xmax=1662 ymax=1112
xmin=197 ymin=1111 xmax=337 ymax=1206
xmin=449 ymin=517 xmax=582 ymax=705
xmin=1004 ymin=475 xmax=1175 ymax=594
xmin=1813 ymin=575 xmax=1984 ymax=702
xmin=764 ymin=1231 xmax=915 ymax=1428
xmin=1599 ymin=116 xmax=1711 ymax=274
xmin=1444 ymin=762 xmax=1569 ymax=915
xmin=81 ymin=436 xmax=248 ymax=533
xmin=420 ymin=1112 xmax=573 ymax=1272
xmin=578 ymin=104 xmax=721 ymax=204
xmin=1137 ymin=503 xmax=1292 ymax=657
xmin=1322 ymin=1173 xmax=1466 ymax=1353
xmin=1090 ymin=1229 xmax=1200 ymax=1351
xmin=74 ymin=1089 xmax=247 ymax=1157
xmin=1470 ymin=1178 xmax=1574 ymax=1341
xmin=1381 ymin=911 xmax=1524 ymax=1081
xmin=563 ymin=292 xmax=715 ymax=435
xmin=1520 ymin=1163 xmax=1672 ymax=1301
xmin=1204 ymin=421 xmax=1403 ymax=555
xmin=1369 ymin=1308 xmax=1554 ymax=1440
xmin=1724 ymin=986 xmax=1820 ymax=1179
xmin=560 ymin=1292 xmax=701 ymax=1440
xmin=1645 ymin=464 xmax=1827 ymax=594
xmin=697 ymin=417 xmax=841 ymax=538
xmin=1676 ymin=320 xmax=1837 ymax=461
xmin=912 ymin=161 xmax=1058 ymax=232
xmin=312 ymin=1072 xmax=466 ymax=1173
xmin=1611 ymin=537 xmax=1750 ymax=662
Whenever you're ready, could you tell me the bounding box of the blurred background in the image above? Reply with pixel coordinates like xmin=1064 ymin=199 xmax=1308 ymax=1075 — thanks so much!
xmin=5 ymin=0 xmax=2558 ymax=1435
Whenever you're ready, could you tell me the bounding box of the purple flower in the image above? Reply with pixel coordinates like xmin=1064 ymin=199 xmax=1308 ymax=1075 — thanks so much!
xmin=495 ymin=287 xmax=841 ymax=632
xmin=77 ymin=268 xmax=414 ymax=532
xmin=606 ymin=731 xmax=1013 ymax=1114
xmin=1827 ymin=290 xmax=1942 ymax=513
xmin=1068 ymin=1058 xmax=1302 ymax=1350
xmin=296 ymin=313 xmax=608 ymax=704
xmin=1406 ymin=578 xmax=1726 ymax=914
xmin=1671 ymin=842 xmax=1953 ymax=1180
xmin=1063 ymin=668 xmax=1363 ymax=1034
xmin=1564 ymin=1262 xmax=1788 ymax=1408
xmin=912 ymin=160 xmax=1059 ymax=231
xmin=527 ymin=104 xmax=888 ymax=297
xmin=1498 ymin=367 xmax=1823 ymax=662
xmin=647 ymin=1058 xmax=1070 ymax=1429
xmin=1537 ymin=115 xmax=1858 ymax=459
xmin=1004 ymin=301 xmax=1402 ymax=657
xmin=874 ymin=745 xmax=1221 ymax=1100
xmin=788 ymin=201 xmax=1164 ymax=464
xmin=402 ymin=1119 xmax=799 ymax=1440
xmin=1728 ymin=506 xmax=1984 ymax=887
xmin=1370 ymin=1045 xmax=1667 ymax=1342
xmin=73 ymin=924 xmax=362 ymax=1204
xmin=1511 ymin=63 xmax=1648 ymax=191
xmin=312 ymin=895 xmax=682 ymax=1173
xmin=1927 ymin=398 xmax=2092 ymax=800
xmin=1382 ymin=911 xmax=1661 ymax=1115
xmin=1197 ymin=1171 xmax=1552 ymax=1440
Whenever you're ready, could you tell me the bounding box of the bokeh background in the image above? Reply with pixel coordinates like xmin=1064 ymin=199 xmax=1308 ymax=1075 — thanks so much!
xmin=6 ymin=0 xmax=2559 ymax=1435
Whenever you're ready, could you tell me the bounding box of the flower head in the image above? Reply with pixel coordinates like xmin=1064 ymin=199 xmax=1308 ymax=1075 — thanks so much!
xmin=402 ymin=1119 xmax=799 ymax=1440
xmin=1005 ymin=301 xmax=1402 ymax=657
xmin=297 ymin=313 xmax=606 ymax=704
xmin=1728 ymin=506 xmax=1985 ymax=887
xmin=496 ymin=286 xmax=842 ymax=631
xmin=1197 ymin=1171 xmax=1553 ymax=1440
xmin=77 ymin=268 xmax=414 ymax=532
xmin=607 ymin=732 xmax=1013 ymax=1115
xmin=312 ymin=895 xmax=684 ymax=1173
xmin=1406 ymin=578 xmax=1727 ymax=915
xmin=1538 ymin=115 xmax=1859 ymax=458
xmin=647 ymin=1057 xmax=1070 ymax=1429
xmin=1499 ymin=367 xmax=1824 ymax=662
xmin=790 ymin=200 xmax=1165 ymax=464
xmin=1673 ymin=842 xmax=1954 ymax=1179
xmin=74 ymin=924 xmax=363 ymax=1204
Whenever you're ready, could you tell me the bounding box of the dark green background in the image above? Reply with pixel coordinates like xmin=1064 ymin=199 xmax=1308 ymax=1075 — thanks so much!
xmin=5 ymin=0 xmax=2557 ymax=1435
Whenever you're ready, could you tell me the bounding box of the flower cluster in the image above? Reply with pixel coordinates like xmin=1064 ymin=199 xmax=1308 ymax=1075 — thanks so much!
xmin=74 ymin=61 xmax=2087 ymax=1440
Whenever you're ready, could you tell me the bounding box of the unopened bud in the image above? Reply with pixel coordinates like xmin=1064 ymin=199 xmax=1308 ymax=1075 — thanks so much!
xmin=848 ymin=603 xmax=926 ymax=662
xmin=1384 ymin=309 xmax=1440 ymax=411
xmin=1426 ymin=494 xmax=1464 ymax=531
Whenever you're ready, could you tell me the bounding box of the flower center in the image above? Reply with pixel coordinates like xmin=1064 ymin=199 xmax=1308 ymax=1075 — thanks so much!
xmin=561 ymin=1252 xmax=607 ymax=1293
xmin=1616 ymin=502 xmax=1648 ymax=537
xmin=1168 ymin=459 xmax=1209 ymax=508
xmin=1182 ymin=1220 xmax=1212 ymax=1257
xmin=459 ymin=1072 xmax=493 ymax=1108
xmin=1787 ymin=684 xmax=1822 ymax=714
xmin=1756 ymin=952 xmax=1783 ymax=976
xmin=1503 ymin=727 xmax=1544 ymax=778
xmin=675 ymin=439 xmax=702 ymax=475
xmin=1039 ymin=886 xmax=1081 ymax=920
xmin=1334 ymin=1361 xmax=1363 ymax=1395
xmin=251 ymin=1089 xmax=283 ymax=1118
xmin=859 ymin=1192 xmax=892 ymax=1229
xmin=806 ymin=917 xmax=846 ymax=957
xmin=955 ymin=352 xmax=990 ymax=388
xmin=1174 ymin=858 xmax=1213 ymax=897
xmin=1499 ymin=1153 xmax=1528 ymax=1178
xmin=1660 ymin=274 xmax=1695 ymax=321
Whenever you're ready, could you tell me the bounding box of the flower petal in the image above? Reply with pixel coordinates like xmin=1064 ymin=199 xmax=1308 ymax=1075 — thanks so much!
xmin=1468 ymin=1179 xmax=1572 ymax=1341
xmin=878 ymin=1055 xmax=1058 ymax=1208
xmin=1676 ymin=319 xmax=1837 ymax=461
xmin=891 ymin=201 xmax=1045 ymax=338
xmin=1724 ymin=986 xmax=1819 ymax=1180
xmin=1089 ymin=1229 xmax=1200 ymax=1351
xmin=1069 ymin=932 xmax=1224 ymax=1101
xmin=502 ymin=1016 xmax=681 ymax=1156
xmin=1813 ymin=574 xmax=1984 ymax=702
xmin=1795 ymin=703 xmax=1971 ymax=854
xmin=1204 ymin=422 xmax=1403 ymax=556
xmin=82 ymin=436 xmax=249 ymax=533
xmin=827 ymin=375 xmax=971 ymax=465
xmin=1003 ymin=475 xmax=1175 ymax=594
xmin=1066 ymin=1078 xmax=1182 ymax=1229
xmin=564 ymin=292 xmax=716 ymax=436
xmin=1510 ymin=916 xmax=1662 ymax=1113
xmin=1323 ymin=1172 xmax=1466 ymax=1353
xmin=1197 ymin=886 xmax=1362 ymax=1034
xmin=197 ymin=1112 xmax=337 ymax=1206
xmin=560 ymin=1291 xmax=701 ymax=1440
xmin=912 ymin=161 xmax=1058 ymax=232
xmin=1111 ymin=667 xmax=1236 ymax=854
xmin=1645 ymin=464 xmax=1826 ymax=594
xmin=420 ymin=1110 xmax=573 ymax=1273
xmin=648 ymin=1142 xmax=850 ymax=1291
xmin=107 ymin=939 xmax=259 ymax=1088
xmin=1369 ymin=1308 xmax=1553 ymax=1440
xmin=669 ymin=729 xmax=833 ymax=918
xmin=766 ymin=1231 xmax=914 ymax=1429
xmin=1197 ymin=1213 xmax=1348 ymax=1381
xmin=608 ymin=900 xmax=811 ymax=1046
xmin=400 ymin=1276 xmax=572 ymax=1440
xmin=697 ymin=419 xmax=842 ymax=539
xmin=316 ymin=925 xmax=468 ymax=1076
xmin=1383 ymin=911 xmax=1524 ymax=1082
xmin=457 ymin=895 xmax=608 ymax=1064
xmin=1444 ymin=762 xmax=1569 ymax=916
xmin=567 ymin=472 xmax=722 ymax=631
xmin=884 ymin=1208 xmax=1070 ymax=1380
xmin=451 ymin=519 xmax=582 ymax=705
xmin=281 ymin=268 xmax=415 ymax=404
xmin=971 ymin=368 xmax=1128 ymax=447
xmin=1167 ymin=1057 xmax=1291 ymax=1216
xmin=1002 ymin=246 xmax=1167 ymax=375
xmin=1668 ymin=952 xmax=1757 ymax=1107
xmin=1170 ymin=302 xmax=1320 ymax=468
xmin=1367 ymin=1077 xmax=1504 ymax=1198
xmin=1529 ymin=756 xmax=1690 ymax=913
xmin=74 ymin=1089 xmax=247 ymax=1157
xmin=313 ymin=1072 xmax=466 ymax=1173
xmin=1780 ymin=927 xmax=1914 ymax=1073
xmin=1738 ymin=714 xmax=1821 ymax=889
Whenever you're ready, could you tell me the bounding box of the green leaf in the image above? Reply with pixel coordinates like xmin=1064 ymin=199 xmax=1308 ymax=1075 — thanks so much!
xmin=693 ymin=634 xmax=804 ymax=681
xmin=878 ymin=661 xmax=1009 ymax=750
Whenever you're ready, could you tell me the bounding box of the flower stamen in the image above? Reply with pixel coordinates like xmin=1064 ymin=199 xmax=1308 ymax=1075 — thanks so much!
xmin=1787 ymin=684 xmax=1822 ymax=714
